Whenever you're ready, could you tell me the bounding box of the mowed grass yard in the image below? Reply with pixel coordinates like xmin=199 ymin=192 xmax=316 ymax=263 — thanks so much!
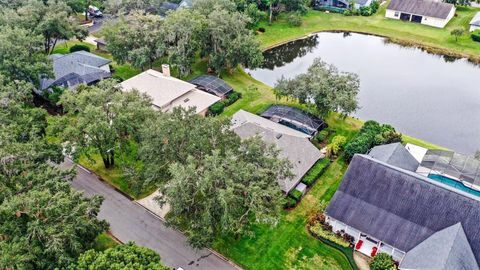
xmin=256 ymin=3 xmax=480 ymax=60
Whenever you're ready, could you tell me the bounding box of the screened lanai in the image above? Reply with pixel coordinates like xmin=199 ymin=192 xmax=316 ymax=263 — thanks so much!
xmin=420 ymin=149 xmax=480 ymax=189
xmin=189 ymin=75 xmax=233 ymax=98
xmin=261 ymin=105 xmax=326 ymax=137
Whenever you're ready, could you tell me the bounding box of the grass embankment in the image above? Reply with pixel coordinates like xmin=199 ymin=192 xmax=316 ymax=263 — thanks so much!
xmin=257 ymin=4 xmax=480 ymax=62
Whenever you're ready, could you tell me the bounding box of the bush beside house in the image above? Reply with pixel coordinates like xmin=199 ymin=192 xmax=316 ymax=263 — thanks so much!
xmin=69 ymin=44 xmax=91 ymax=53
xmin=301 ymin=158 xmax=331 ymax=186
xmin=370 ymin=253 xmax=396 ymax=270
xmin=344 ymin=120 xmax=402 ymax=161
xmin=472 ymin=30 xmax=480 ymax=42
xmin=208 ymin=91 xmax=242 ymax=116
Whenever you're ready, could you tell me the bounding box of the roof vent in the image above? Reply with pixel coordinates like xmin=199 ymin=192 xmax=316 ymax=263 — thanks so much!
xmin=184 ymin=98 xmax=190 ymax=103
xmin=162 ymin=64 xmax=171 ymax=77
xmin=276 ymin=133 xmax=282 ymax=139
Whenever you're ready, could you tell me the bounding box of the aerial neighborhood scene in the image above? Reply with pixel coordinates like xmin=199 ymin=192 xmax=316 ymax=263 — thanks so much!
xmin=2 ymin=0 xmax=480 ymax=269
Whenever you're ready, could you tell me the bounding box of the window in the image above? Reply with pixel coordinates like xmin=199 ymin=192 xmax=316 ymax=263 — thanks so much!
xmin=394 ymin=11 xmax=399 ymax=17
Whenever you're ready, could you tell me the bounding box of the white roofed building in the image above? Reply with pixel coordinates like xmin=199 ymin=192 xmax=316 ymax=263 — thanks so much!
xmin=120 ymin=69 xmax=220 ymax=115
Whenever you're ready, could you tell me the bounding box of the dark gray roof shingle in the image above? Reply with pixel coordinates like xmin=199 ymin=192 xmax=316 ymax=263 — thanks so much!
xmin=400 ymin=223 xmax=479 ymax=270
xmin=41 ymin=51 xmax=111 ymax=90
xmin=387 ymin=0 xmax=454 ymax=19
xmin=326 ymin=154 xmax=480 ymax=266
xmin=368 ymin=143 xmax=419 ymax=171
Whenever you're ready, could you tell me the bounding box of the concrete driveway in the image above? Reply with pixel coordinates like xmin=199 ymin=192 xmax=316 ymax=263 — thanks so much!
xmin=62 ymin=159 xmax=239 ymax=270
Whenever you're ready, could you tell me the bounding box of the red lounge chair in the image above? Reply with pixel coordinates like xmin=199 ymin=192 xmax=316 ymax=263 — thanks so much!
xmin=371 ymin=246 xmax=378 ymax=257
xmin=355 ymin=240 xmax=363 ymax=250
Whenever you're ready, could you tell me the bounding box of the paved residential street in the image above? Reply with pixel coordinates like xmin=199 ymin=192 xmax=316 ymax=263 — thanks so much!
xmin=62 ymin=159 xmax=238 ymax=270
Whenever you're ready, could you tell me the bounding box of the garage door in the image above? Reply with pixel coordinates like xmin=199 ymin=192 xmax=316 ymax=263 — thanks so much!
xmin=400 ymin=13 xmax=411 ymax=21
xmin=411 ymin=15 xmax=423 ymax=23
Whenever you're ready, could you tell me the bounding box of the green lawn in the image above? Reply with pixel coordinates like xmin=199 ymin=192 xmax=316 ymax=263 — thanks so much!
xmin=93 ymin=232 xmax=119 ymax=251
xmin=256 ymin=4 xmax=480 ymax=61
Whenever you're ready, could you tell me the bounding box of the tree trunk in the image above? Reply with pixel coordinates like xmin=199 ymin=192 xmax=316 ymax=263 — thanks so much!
xmin=101 ymin=151 xmax=115 ymax=169
xmin=269 ymin=3 xmax=273 ymax=25
xmin=85 ymin=9 xmax=89 ymax=22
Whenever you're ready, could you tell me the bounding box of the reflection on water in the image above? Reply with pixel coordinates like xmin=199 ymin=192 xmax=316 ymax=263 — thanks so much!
xmin=247 ymin=32 xmax=480 ymax=153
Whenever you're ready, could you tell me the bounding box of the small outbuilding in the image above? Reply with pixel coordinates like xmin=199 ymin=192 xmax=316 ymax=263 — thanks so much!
xmin=95 ymin=37 xmax=107 ymax=51
xmin=189 ymin=75 xmax=233 ymax=99
xmin=260 ymin=105 xmax=326 ymax=138
xmin=470 ymin=12 xmax=480 ymax=32
xmin=385 ymin=0 xmax=455 ymax=28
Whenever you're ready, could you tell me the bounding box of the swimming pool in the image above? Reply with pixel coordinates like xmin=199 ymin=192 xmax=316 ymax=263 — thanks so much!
xmin=428 ymin=174 xmax=480 ymax=197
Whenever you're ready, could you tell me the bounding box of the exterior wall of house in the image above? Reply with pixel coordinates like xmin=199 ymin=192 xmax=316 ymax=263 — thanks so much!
xmin=326 ymin=215 xmax=406 ymax=262
xmin=385 ymin=7 xmax=455 ymax=28
xmin=470 ymin=24 xmax=480 ymax=32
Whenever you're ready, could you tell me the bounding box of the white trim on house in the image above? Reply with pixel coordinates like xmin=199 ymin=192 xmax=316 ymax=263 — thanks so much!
xmin=385 ymin=6 xmax=455 ymax=28
xmin=326 ymin=215 xmax=406 ymax=262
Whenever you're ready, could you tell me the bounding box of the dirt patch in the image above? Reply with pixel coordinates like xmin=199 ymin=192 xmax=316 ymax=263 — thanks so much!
xmin=353 ymin=251 xmax=371 ymax=270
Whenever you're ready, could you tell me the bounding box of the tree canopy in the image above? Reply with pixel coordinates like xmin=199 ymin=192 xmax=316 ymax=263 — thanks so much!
xmin=161 ymin=137 xmax=291 ymax=248
xmin=52 ymin=79 xmax=155 ymax=169
xmin=274 ymin=57 xmax=360 ymax=116
xmin=69 ymin=242 xmax=169 ymax=270
xmin=0 ymin=99 xmax=107 ymax=269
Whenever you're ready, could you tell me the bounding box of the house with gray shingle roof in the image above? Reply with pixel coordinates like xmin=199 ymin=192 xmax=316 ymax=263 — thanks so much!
xmin=325 ymin=144 xmax=480 ymax=268
xmin=39 ymin=51 xmax=111 ymax=92
xmin=231 ymin=110 xmax=322 ymax=193
xmin=470 ymin=12 xmax=480 ymax=32
xmin=386 ymin=0 xmax=456 ymax=28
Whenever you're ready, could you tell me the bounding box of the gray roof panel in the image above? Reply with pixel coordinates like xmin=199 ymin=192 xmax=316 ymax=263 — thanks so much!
xmin=368 ymin=143 xmax=419 ymax=171
xmin=387 ymin=0 xmax=454 ymax=19
xmin=326 ymin=154 xmax=480 ymax=266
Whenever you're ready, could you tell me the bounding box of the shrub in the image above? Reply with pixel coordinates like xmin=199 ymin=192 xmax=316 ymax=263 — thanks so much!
xmin=289 ymin=189 xmax=303 ymax=201
xmin=224 ymin=91 xmax=241 ymax=106
xmin=309 ymin=222 xmax=350 ymax=248
xmin=472 ymin=30 xmax=480 ymax=42
xmin=326 ymin=135 xmax=347 ymax=158
xmin=284 ymin=197 xmax=297 ymax=209
xmin=360 ymin=6 xmax=372 ymax=16
xmin=69 ymin=44 xmax=91 ymax=53
xmin=44 ymin=86 xmax=65 ymax=106
xmin=315 ymin=130 xmax=329 ymax=142
xmin=370 ymin=253 xmax=396 ymax=270
xmin=344 ymin=120 xmax=402 ymax=161
xmin=287 ymin=12 xmax=303 ymax=27
xmin=370 ymin=0 xmax=380 ymax=13
xmin=301 ymin=158 xmax=331 ymax=186
xmin=343 ymin=9 xmax=352 ymax=16
xmin=208 ymin=102 xmax=225 ymax=116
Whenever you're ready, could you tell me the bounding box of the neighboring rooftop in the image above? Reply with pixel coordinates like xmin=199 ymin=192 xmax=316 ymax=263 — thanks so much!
xmin=400 ymin=223 xmax=479 ymax=270
xmin=179 ymin=0 xmax=193 ymax=8
xmin=189 ymin=75 xmax=233 ymax=97
xmin=387 ymin=0 xmax=454 ymax=19
xmin=260 ymin=105 xmax=325 ymax=137
xmin=232 ymin=110 xmax=322 ymax=192
xmin=471 ymin=12 xmax=480 ymax=27
xmin=368 ymin=142 xmax=419 ymax=172
xmin=120 ymin=69 xmax=220 ymax=114
xmin=326 ymin=154 xmax=480 ymax=265
xmin=40 ymin=51 xmax=111 ymax=91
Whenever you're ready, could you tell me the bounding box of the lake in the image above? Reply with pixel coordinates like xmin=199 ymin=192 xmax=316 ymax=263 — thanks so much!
xmin=246 ymin=32 xmax=480 ymax=154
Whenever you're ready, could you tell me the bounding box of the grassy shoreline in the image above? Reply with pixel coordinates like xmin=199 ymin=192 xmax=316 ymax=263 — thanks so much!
xmin=256 ymin=4 xmax=480 ymax=63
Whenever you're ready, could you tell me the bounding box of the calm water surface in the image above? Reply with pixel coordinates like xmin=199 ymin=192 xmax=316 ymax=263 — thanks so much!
xmin=247 ymin=32 xmax=480 ymax=154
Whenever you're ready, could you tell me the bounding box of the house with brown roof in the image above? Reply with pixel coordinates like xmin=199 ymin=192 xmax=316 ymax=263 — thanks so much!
xmin=385 ymin=0 xmax=455 ymax=28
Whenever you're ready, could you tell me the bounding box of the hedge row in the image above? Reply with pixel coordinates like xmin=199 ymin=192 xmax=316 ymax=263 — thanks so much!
xmin=315 ymin=235 xmax=360 ymax=270
xmin=301 ymin=158 xmax=331 ymax=186
xmin=208 ymin=91 xmax=242 ymax=115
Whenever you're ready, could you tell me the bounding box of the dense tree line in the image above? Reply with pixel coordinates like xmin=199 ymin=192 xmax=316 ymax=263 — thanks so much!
xmin=105 ymin=0 xmax=264 ymax=75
